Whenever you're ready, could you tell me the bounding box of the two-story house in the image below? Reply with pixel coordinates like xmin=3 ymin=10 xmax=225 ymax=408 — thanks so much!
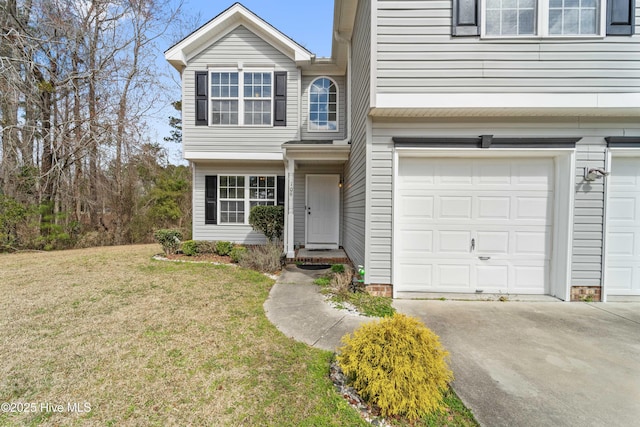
xmin=166 ymin=0 xmax=639 ymax=301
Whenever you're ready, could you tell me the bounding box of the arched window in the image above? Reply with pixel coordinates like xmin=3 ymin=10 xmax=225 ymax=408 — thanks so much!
xmin=309 ymin=77 xmax=338 ymax=131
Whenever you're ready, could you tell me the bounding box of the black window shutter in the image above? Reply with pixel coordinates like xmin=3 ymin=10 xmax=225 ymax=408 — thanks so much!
xmin=607 ymin=0 xmax=636 ymax=35
xmin=205 ymin=175 xmax=217 ymax=224
xmin=452 ymin=0 xmax=480 ymax=36
xmin=276 ymin=175 xmax=285 ymax=206
xmin=274 ymin=71 xmax=287 ymax=126
xmin=195 ymin=71 xmax=208 ymax=126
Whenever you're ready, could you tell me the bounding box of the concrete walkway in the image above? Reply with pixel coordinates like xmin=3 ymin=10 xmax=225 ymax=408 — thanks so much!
xmin=264 ymin=265 xmax=372 ymax=351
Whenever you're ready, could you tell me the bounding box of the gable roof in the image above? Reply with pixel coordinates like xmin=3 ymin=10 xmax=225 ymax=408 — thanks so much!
xmin=165 ymin=2 xmax=313 ymax=71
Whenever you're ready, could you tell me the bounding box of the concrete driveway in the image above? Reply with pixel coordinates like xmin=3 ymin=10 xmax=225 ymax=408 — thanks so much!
xmin=394 ymin=300 xmax=640 ymax=427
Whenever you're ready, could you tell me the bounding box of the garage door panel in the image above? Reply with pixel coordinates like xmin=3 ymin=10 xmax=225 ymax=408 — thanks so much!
xmin=477 ymin=197 xmax=511 ymax=219
xmin=400 ymin=194 xmax=434 ymax=219
xmin=398 ymin=264 xmax=433 ymax=290
xmin=606 ymin=266 xmax=635 ymax=292
xmin=607 ymin=232 xmax=635 ymax=256
xmin=438 ymin=161 xmax=473 ymax=185
xmin=437 ymin=264 xmax=471 ymax=288
xmin=476 ymin=161 xmax=512 ymax=185
xmin=516 ymin=197 xmax=552 ymax=220
xmin=400 ymin=230 xmax=433 ymax=253
xmin=476 ymin=231 xmax=509 ymax=254
xmin=477 ymin=265 xmax=509 ymax=289
xmin=606 ymin=156 xmax=640 ymax=296
xmin=437 ymin=231 xmax=472 ymax=253
xmin=513 ymin=161 xmax=554 ymax=188
xmin=513 ymin=264 xmax=550 ymax=291
xmin=439 ymin=197 xmax=472 ymax=219
xmin=514 ymin=231 xmax=551 ymax=256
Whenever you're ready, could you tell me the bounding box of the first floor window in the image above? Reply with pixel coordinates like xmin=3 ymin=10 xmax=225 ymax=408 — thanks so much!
xmin=219 ymin=175 xmax=245 ymax=224
xmin=249 ymin=175 xmax=276 ymax=208
xmin=205 ymin=174 xmax=284 ymax=225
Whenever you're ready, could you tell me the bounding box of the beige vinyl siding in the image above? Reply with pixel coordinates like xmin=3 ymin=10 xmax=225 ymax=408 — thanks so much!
xmin=300 ymin=75 xmax=347 ymax=140
xmin=342 ymin=0 xmax=371 ymax=271
xmin=182 ymin=25 xmax=299 ymax=155
xmin=192 ymin=161 xmax=284 ymax=243
xmin=370 ymin=117 xmax=640 ymax=287
xmin=293 ymin=164 xmax=344 ymax=247
xmin=375 ymin=1 xmax=640 ymax=93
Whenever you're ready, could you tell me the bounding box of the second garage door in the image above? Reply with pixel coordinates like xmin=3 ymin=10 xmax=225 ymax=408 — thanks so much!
xmin=395 ymin=157 xmax=555 ymax=294
xmin=606 ymin=156 xmax=640 ymax=296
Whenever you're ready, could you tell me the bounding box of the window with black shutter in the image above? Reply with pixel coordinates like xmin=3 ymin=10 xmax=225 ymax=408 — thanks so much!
xmin=452 ymin=0 xmax=480 ymax=36
xmin=274 ymin=71 xmax=287 ymax=126
xmin=277 ymin=176 xmax=285 ymax=206
xmin=452 ymin=0 xmax=635 ymax=37
xmin=205 ymin=176 xmax=217 ymax=224
xmin=195 ymin=71 xmax=208 ymax=126
xmin=607 ymin=0 xmax=636 ymax=35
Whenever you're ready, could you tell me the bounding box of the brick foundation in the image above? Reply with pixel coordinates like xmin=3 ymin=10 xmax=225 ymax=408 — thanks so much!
xmin=366 ymin=284 xmax=393 ymax=298
xmin=570 ymin=286 xmax=601 ymax=302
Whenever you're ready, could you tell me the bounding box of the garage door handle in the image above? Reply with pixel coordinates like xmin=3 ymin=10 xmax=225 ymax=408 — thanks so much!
xmin=478 ymin=256 xmax=491 ymax=261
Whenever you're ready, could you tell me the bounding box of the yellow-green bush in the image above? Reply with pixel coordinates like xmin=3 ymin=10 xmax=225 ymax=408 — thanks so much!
xmin=337 ymin=313 xmax=453 ymax=421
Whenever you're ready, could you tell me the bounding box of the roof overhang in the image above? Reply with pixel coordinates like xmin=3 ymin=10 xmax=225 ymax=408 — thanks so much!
xmin=371 ymin=93 xmax=640 ymax=118
xmin=282 ymin=141 xmax=351 ymax=162
xmin=165 ymin=3 xmax=313 ymax=72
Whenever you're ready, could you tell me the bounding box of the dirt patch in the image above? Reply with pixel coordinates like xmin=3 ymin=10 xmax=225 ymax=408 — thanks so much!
xmin=164 ymin=253 xmax=232 ymax=264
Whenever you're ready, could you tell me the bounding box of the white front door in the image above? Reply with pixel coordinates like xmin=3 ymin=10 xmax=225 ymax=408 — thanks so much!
xmin=395 ymin=157 xmax=555 ymax=294
xmin=306 ymin=174 xmax=340 ymax=249
xmin=606 ymin=156 xmax=640 ymax=296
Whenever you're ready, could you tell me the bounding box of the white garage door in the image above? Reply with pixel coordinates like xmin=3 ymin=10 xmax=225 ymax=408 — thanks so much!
xmin=396 ymin=157 xmax=554 ymax=294
xmin=606 ymin=157 xmax=640 ymax=296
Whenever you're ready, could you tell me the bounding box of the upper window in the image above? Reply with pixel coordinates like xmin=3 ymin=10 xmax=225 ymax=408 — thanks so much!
xmin=210 ymin=70 xmax=272 ymax=126
xmin=483 ymin=0 xmax=604 ymax=37
xmin=308 ymin=77 xmax=338 ymax=132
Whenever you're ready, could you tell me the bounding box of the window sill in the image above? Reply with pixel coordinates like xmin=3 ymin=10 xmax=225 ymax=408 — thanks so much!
xmin=480 ymin=34 xmax=606 ymax=40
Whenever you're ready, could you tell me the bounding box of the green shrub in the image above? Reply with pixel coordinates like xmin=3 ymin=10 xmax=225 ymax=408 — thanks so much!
xmin=331 ymin=264 xmax=345 ymax=274
xmin=215 ymin=241 xmax=233 ymax=256
xmin=195 ymin=241 xmax=216 ymax=254
xmin=181 ymin=240 xmax=199 ymax=256
xmin=154 ymin=229 xmax=183 ymax=255
xmin=230 ymin=246 xmax=247 ymax=263
xmin=248 ymin=205 xmax=284 ymax=241
xmin=337 ymin=314 xmax=453 ymax=421
xmin=238 ymin=241 xmax=283 ymax=273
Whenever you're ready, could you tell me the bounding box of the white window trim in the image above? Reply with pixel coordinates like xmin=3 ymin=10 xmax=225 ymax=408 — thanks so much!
xmin=217 ymin=174 xmax=277 ymax=225
xmin=307 ymin=76 xmax=340 ymax=133
xmin=208 ymin=68 xmax=274 ymax=127
xmin=480 ymin=0 xmax=606 ymax=39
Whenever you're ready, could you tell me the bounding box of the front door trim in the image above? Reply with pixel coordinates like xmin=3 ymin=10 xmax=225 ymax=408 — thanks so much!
xmin=305 ymin=174 xmax=340 ymax=250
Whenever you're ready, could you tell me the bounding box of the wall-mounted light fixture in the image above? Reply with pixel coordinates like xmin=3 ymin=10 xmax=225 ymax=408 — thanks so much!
xmin=584 ymin=167 xmax=609 ymax=181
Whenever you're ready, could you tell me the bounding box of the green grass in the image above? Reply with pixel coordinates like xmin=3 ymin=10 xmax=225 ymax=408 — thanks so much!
xmin=0 ymin=245 xmax=477 ymax=426
xmin=0 ymin=245 xmax=366 ymax=426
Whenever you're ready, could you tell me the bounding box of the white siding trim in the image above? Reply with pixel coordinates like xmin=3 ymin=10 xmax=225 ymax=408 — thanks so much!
xmin=185 ymin=152 xmax=283 ymax=161
xmin=376 ymin=93 xmax=640 ymax=110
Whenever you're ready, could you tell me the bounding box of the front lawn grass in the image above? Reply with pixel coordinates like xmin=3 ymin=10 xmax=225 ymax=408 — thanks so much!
xmin=0 ymin=245 xmax=365 ymax=426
